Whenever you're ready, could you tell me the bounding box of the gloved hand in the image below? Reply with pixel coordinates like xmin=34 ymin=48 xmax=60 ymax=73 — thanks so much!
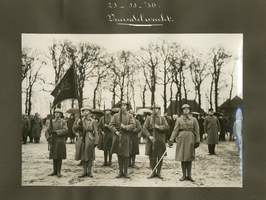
xmin=168 ymin=140 xmax=173 ymax=147
xmin=194 ymin=142 xmax=200 ymax=148
xmin=50 ymin=130 xmax=57 ymax=135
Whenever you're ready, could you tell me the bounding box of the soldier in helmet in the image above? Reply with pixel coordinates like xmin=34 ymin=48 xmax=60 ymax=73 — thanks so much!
xmin=98 ymin=108 xmax=113 ymax=166
xmin=73 ymin=107 xmax=99 ymax=178
xmin=109 ymin=100 xmax=136 ymax=178
xmin=169 ymin=104 xmax=200 ymax=182
xmin=143 ymin=104 xmax=169 ymax=179
xmin=204 ymin=108 xmax=221 ymax=155
xmin=45 ymin=108 xmax=68 ymax=177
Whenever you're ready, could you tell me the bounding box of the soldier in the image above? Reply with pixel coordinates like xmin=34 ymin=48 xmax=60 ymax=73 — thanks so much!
xmin=204 ymin=108 xmax=221 ymax=155
xmin=168 ymin=104 xmax=200 ymax=182
xmin=32 ymin=113 xmax=43 ymax=143
xmin=143 ymin=104 xmax=169 ymax=179
xmin=128 ymin=109 xmax=142 ymax=167
xmin=45 ymin=108 xmax=68 ymax=177
xmin=22 ymin=114 xmax=30 ymax=144
xmin=98 ymin=108 xmax=113 ymax=166
xmin=74 ymin=107 xmax=99 ymax=178
xmin=109 ymin=101 xmax=135 ymax=178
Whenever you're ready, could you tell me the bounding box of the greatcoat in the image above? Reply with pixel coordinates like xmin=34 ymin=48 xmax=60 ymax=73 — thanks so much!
xmin=74 ymin=117 xmax=99 ymax=161
xmin=170 ymin=115 xmax=200 ymax=161
xmin=130 ymin=118 xmax=141 ymax=155
xmin=32 ymin=117 xmax=43 ymax=138
xmin=204 ymin=115 xmax=221 ymax=145
xmin=109 ymin=109 xmax=135 ymax=157
xmin=45 ymin=118 xmax=68 ymax=159
xmin=142 ymin=113 xmax=169 ymax=158
xmin=98 ymin=114 xmax=113 ymax=151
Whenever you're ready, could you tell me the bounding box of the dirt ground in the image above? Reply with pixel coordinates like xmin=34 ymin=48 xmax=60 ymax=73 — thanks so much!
xmin=22 ymin=125 xmax=242 ymax=187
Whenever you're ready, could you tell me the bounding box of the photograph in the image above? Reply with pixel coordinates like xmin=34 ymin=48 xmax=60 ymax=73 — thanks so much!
xmin=21 ymin=33 xmax=243 ymax=187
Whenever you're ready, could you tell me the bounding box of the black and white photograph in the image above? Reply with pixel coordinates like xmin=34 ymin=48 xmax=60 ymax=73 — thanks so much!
xmin=21 ymin=33 xmax=243 ymax=187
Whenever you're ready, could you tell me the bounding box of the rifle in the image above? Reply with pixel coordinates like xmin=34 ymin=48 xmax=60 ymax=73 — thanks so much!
xmin=48 ymin=103 xmax=54 ymax=153
xmin=152 ymin=103 xmax=155 ymax=150
xmin=103 ymin=102 xmax=106 ymax=143
xmin=119 ymin=100 xmax=122 ymax=148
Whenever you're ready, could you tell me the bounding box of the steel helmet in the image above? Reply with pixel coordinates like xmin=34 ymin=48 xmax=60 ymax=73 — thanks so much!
xmin=182 ymin=104 xmax=191 ymax=110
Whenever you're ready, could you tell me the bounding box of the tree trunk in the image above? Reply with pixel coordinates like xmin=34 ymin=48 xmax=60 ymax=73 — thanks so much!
xmin=142 ymin=84 xmax=146 ymax=108
xmin=170 ymin=81 xmax=173 ymax=119
xmin=28 ymin=85 xmax=32 ymax=116
xmin=198 ymin=86 xmax=201 ymax=113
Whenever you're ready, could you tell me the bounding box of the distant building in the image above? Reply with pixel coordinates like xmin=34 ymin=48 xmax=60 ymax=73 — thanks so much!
xmin=218 ymin=95 xmax=243 ymax=116
xmin=166 ymin=99 xmax=205 ymax=116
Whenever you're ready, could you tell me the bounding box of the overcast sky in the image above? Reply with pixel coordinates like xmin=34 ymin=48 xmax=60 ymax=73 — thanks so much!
xmin=22 ymin=34 xmax=243 ymax=116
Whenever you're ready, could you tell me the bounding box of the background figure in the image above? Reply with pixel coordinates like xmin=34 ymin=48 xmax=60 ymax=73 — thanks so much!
xmin=218 ymin=115 xmax=226 ymax=141
xmin=66 ymin=114 xmax=75 ymax=143
xmin=233 ymin=109 xmax=243 ymax=153
xmin=198 ymin=114 xmax=205 ymax=142
xmin=204 ymin=108 xmax=221 ymax=155
xmin=74 ymin=107 xmax=99 ymax=178
xmin=22 ymin=114 xmax=30 ymax=144
xmin=128 ymin=109 xmax=141 ymax=167
xmin=169 ymin=104 xmax=200 ymax=182
xmin=228 ymin=114 xmax=235 ymax=141
xmin=143 ymin=104 xmax=169 ymax=179
xmin=98 ymin=108 xmax=113 ymax=166
xmin=109 ymin=101 xmax=135 ymax=179
xmin=45 ymin=109 xmax=68 ymax=177
xmin=28 ymin=115 xmax=34 ymax=143
xmin=32 ymin=113 xmax=43 ymax=143
xmin=163 ymin=113 xmax=172 ymax=142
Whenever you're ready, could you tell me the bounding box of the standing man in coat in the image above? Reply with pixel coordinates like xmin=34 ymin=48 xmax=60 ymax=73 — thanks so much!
xmin=109 ymin=101 xmax=136 ymax=178
xmin=22 ymin=114 xmax=30 ymax=144
xmin=128 ymin=109 xmax=142 ymax=167
xmin=74 ymin=107 xmax=99 ymax=178
xmin=143 ymin=104 xmax=169 ymax=179
xmin=45 ymin=108 xmax=68 ymax=177
xmin=168 ymin=104 xmax=200 ymax=182
xmin=32 ymin=113 xmax=43 ymax=143
xmin=204 ymin=108 xmax=221 ymax=155
xmin=98 ymin=108 xmax=113 ymax=166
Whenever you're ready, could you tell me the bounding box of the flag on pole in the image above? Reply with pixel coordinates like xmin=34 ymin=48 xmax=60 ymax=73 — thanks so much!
xmin=51 ymin=65 xmax=78 ymax=108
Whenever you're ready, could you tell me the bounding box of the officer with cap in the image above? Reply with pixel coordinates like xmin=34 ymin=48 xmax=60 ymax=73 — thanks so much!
xmin=169 ymin=104 xmax=200 ymax=182
xmin=204 ymin=108 xmax=221 ymax=155
xmin=109 ymin=100 xmax=136 ymax=178
xmin=45 ymin=108 xmax=68 ymax=177
xmin=98 ymin=108 xmax=113 ymax=166
xmin=74 ymin=107 xmax=99 ymax=178
xmin=143 ymin=104 xmax=169 ymax=179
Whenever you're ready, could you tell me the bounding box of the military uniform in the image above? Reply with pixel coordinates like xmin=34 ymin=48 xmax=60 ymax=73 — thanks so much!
xmin=204 ymin=115 xmax=221 ymax=154
xmin=109 ymin=108 xmax=135 ymax=178
xmin=45 ymin=110 xmax=68 ymax=177
xmin=143 ymin=112 xmax=169 ymax=178
xmin=98 ymin=113 xmax=113 ymax=165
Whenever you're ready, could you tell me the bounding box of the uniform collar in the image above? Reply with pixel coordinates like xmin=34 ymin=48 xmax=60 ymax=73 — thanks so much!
xmin=182 ymin=114 xmax=192 ymax=120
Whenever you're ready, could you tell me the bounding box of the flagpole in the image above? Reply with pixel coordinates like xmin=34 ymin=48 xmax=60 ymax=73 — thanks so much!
xmin=72 ymin=62 xmax=84 ymax=141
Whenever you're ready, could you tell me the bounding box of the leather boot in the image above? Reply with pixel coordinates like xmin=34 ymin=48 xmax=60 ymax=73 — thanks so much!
xmin=78 ymin=161 xmax=87 ymax=178
xmin=57 ymin=159 xmax=62 ymax=177
xmin=108 ymin=153 xmax=112 ymax=166
xmin=103 ymin=151 xmax=108 ymax=166
xmin=123 ymin=157 xmax=130 ymax=178
xmin=208 ymin=145 xmax=211 ymax=154
xmin=156 ymin=159 xmax=163 ymax=179
xmin=148 ymin=158 xmax=156 ymax=178
xmin=128 ymin=156 xmax=133 ymax=167
xmin=132 ymin=155 xmax=136 ymax=167
xmin=87 ymin=160 xmax=93 ymax=177
xmin=116 ymin=156 xmax=123 ymax=178
xmin=48 ymin=159 xmax=57 ymax=176
xmin=213 ymin=145 xmax=216 ymax=155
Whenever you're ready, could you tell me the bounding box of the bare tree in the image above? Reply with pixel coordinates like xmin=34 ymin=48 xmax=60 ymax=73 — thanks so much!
xmin=22 ymin=47 xmax=34 ymax=82
xmin=228 ymin=62 xmax=236 ymax=107
xmin=208 ymin=46 xmax=232 ymax=111
xmin=168 ymin=43 xmax=187 ymax=115
xmin=67 ymin=42 xmax=103 ymax=108
xmin=158 ymin=39 xmax=172 ymax=112
xmin=188 ymin=52 xmax=209 ymax=112
xmin=137 ymin=42 xmax=160 ymax=106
